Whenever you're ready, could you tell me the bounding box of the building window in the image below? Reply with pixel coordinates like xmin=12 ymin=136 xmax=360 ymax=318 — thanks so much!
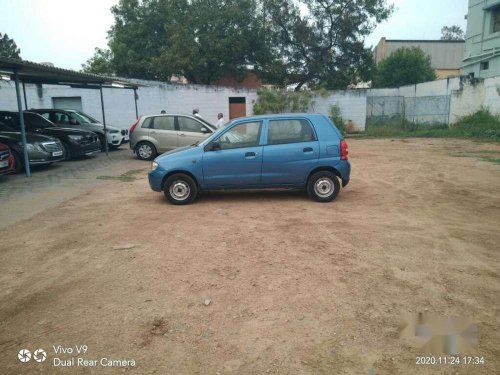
xmin=493 ymin=7 xmax=500 ymax=33
xmin=480 ymin=61 xmax=489 ymax=71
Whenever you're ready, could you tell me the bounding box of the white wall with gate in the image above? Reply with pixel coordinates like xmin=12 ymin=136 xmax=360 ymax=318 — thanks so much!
xmin=0 ymin=79 xmax=367 ymax=130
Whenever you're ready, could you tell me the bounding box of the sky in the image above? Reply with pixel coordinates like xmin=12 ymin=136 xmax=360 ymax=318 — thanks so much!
xmin=0 ymin=0 xmax=469 ymax=71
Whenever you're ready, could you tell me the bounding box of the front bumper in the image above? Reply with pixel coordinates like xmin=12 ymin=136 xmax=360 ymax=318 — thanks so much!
xmin=148 ymin=168 xmax=166 ymax=192
xmin=72 ymin=143 xmax=102 ymax=156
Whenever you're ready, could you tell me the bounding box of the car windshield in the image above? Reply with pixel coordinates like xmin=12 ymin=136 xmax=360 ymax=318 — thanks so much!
xmin=196 ymin=117 xmax=216 ymax=130
xmin=72 ymin=111 xmax=99 ymax=124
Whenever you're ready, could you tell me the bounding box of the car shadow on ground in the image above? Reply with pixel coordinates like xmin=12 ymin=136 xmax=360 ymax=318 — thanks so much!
xmin=197 ymin=189 xmax=312 ymax=203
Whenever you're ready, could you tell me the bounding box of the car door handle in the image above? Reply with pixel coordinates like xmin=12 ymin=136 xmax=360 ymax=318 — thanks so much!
xmin=179 ymin=133 xmax=186 ymax=137
xmin=303 ymin=147 xmax=313 ymax=153
xmin=150 ymin=131 xmax=157 ymax=134
xmin=245 ymin=152 xmax=257 ymax=158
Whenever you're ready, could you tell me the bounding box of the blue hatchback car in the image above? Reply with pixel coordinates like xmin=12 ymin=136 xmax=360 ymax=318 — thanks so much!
xmin=148 ymin=114 xmax=350 ymax=204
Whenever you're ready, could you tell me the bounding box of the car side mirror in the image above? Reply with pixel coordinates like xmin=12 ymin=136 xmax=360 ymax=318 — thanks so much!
xmin=201 ymin=127 xmax=209 ymax=133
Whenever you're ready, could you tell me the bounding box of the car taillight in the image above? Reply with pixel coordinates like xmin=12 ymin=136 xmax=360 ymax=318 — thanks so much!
xmin=129 ymin=116 xmax=141 ymax=135
xmin=340 ymin=140 xmax=348 ymax=160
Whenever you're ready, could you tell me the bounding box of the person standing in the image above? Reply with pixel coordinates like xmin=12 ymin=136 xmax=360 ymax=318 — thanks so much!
xmin=193 ymin=108 xmax=202 ymax=119
xmin=216 ymin=113 xmax=225 ymax=129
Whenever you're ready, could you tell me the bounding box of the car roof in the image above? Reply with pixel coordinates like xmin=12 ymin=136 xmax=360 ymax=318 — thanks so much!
xmin=233 ymin=113 xmax=324 ymax=121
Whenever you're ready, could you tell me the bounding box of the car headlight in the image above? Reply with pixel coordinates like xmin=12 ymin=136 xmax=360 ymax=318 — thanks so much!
xmin=20 ymin=142 xmax=44 ymax=152
xmin=151 ymin=161 xmax=159 ymax=171
xmin=68 ymin=135 xmax=84 ymax=142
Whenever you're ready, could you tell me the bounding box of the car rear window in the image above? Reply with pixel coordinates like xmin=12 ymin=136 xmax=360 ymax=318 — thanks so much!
xmin=267 ymin=119 xmax=316 ymax=145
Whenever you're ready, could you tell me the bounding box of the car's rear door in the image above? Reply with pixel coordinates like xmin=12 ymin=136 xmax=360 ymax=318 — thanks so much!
xmin=261 ymin=118 xmax=319 ymax=185
xmin=176 ymin=116 xmax=212 ymax=147
xmin=202 ymin=120 xmax=263 ymax=187
xmin=149 ymin=116 xmax=178 ymax=152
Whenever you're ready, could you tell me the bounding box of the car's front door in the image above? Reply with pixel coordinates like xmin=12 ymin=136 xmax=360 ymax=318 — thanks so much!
xmin=150 ymin=116 xmax=178 ymax=152
xmin=261 ymin=118 xmax=319 ymax=185
xmin=203 ymin=120 xmax=263 ymax=188
xmin=176 ymin=116 xmax=212 ymax=147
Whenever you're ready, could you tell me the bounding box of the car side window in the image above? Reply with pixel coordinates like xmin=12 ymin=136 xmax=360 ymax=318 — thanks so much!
xmin=267 ymin=119 xmax=316 ymax=145
xmin=153 ymin=116 xmax=175 ymax=131
xmin=40 ymin=112 xmax=51 ymax=120
xmin=217 ymin=121 xmax=262 ymax=150
xmin=141 ymin=117 xmax=153 ymax=129
xmin=178 ymin=117 xmax=204 ymax=133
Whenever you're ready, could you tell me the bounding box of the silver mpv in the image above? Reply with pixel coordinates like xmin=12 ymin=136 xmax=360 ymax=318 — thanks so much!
xmin=130 ymin=114 xmax=216 ymax=160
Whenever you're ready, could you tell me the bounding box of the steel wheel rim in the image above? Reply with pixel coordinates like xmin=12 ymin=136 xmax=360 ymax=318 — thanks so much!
xmin=138 ymin=144 xmax=152 ymax=159
xmin=314 ymin=178 xmax=334 ymax=198
xmin=169 ymin=180 xmax=190 ymax=201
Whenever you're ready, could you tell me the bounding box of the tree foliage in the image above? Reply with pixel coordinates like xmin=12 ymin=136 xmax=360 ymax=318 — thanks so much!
xmin=82 ymin=48 xmax=114 ymax=75
xmin=83 ymin=0 xmax=393 ymax=88
xmin=264 ymin=0 xmax=392 ymax=90
xmin=0 ymin=32 xmax=21 ymax=60
xmin=441 ymin=25 xmax=465 ymax=41
xmin=373 ymin=47 xmax=436 ymax=88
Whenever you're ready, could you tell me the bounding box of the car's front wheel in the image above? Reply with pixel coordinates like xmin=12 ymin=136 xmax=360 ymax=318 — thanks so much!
xmin=136 ymin=142 xmax=156 ymax=161
xmin=307 ymin=171 xmax=340 ymax=202
xmin=163 ymin=174 xmax=198 ymax=205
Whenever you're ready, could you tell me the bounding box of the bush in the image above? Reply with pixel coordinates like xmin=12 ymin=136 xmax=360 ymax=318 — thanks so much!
xmin=253 ymin=88 xmax=315 ymax=115
xmin=451 ymin=110 xmax=500 ymax=140
xmin=329 ymin=105 xmax=346 ymax=135
xmin=365 ymin=109 xmax=500 ymax=141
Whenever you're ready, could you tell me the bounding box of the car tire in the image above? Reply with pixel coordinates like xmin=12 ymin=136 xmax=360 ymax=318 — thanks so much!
xmin=163 ymin=174 xmax=198 ymax=205
xmin=135 ymin=142 xmax=157 ymax=161
xmin=307 ymin=171 xmax=340 ymax=202
xmin=62 ymin=143 xmax=73 ymax=161
xmin=11 ymin=150 xmax=23 ymax=173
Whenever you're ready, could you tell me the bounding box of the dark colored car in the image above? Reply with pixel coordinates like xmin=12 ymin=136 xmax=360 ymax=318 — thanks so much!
xmin=0 ymin=142 xmax=16 ymax=175
xmin=0 ymin=122 xmax=65 ymax=172
xmin=0 ymin=111 xmax=101 ymax=160
xmin=31 ymin=109 xmax=128 ymax=150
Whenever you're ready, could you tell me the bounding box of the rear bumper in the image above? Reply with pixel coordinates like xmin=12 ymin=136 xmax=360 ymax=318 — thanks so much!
xmin=335 ymin=160 xmax=351 ymax=187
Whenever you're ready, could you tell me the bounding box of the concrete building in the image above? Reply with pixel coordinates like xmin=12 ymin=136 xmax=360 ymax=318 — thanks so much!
xmin=463 ymin=0 xmax=500 ymax=78
xmin=373 ymin=38 xmax=465 ymax=79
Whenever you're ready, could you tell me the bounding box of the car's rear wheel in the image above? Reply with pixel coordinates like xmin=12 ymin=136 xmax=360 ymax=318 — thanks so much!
xmin=163 ymin=174 xmax=198 ymax=205
xmin=136 ymin=142 xmax=156 ymax=161
xmin=307 ymin=171 xmax=340 ymax=202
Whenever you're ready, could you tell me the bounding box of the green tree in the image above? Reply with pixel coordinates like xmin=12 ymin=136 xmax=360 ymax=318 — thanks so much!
xmin=158 ymin=0 xmax=268 ymax=84
xmin=81 ymin=48 xmax=114 ymax=75
xmin=441 ymin=25 xmax=465 ymax=41
xmin=373 ymin=47 xmax=436 ymax=88
xmin=0 ymin=32 xmax=21 ymax=59
xmin=263 ymin=0 xmax=393 ymax=90
xmin=84 ymin=0 xmax=268 ymax=83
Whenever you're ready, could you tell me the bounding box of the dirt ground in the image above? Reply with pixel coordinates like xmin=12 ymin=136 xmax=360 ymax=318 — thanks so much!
xmin=0 ymin=138 xmax=499 ymax=374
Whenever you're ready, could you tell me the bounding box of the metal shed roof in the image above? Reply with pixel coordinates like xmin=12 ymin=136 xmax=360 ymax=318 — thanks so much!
xmin=0 ymin=57 xmax=140 ymax=88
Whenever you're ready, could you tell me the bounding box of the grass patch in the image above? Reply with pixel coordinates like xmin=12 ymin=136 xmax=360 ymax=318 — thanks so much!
xmin=366 ymin=110 xmax=500 ymax=141
xmin=97 ymin=168 xmax=146 ymax=182
xmin=449 ymin=150 xmax=500 ymax=165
